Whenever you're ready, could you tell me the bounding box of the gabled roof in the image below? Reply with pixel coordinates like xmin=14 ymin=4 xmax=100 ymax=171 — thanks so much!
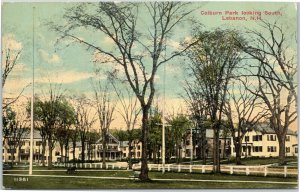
xmin=254 ymin=123 xmax=297 ymax=135
xmin=119 ymin=141 xmax=129 ymax=147
xmin=96 ymin=133 xmax=119 ymax=144
xmin=205 ymin=129 xmax=230 ymax=138
xmin=21 ymin=129 xmax=42 ymax=139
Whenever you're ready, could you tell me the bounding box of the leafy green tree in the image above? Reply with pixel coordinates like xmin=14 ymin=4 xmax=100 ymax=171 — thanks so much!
xmin=167 ymin=114 xmax=192 ymax=164
xmin=54 ymin=99 xmax=76 ymax=164
xmin=29 ymin=85 xmax=66 ymax=169
xmin=3 ymin=107 xmax=29 ymax=166
xmin=148 ymin=109 xmax=162 ymax=164
xmin=187 ymin=29 xmax=244 ymax=172
xmin=86 ymin=129 xmax=100 ymax=161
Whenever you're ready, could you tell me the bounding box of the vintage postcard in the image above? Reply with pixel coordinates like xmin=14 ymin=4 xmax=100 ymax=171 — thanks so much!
xmin=1 ymin=1 xmax=298 ymax=190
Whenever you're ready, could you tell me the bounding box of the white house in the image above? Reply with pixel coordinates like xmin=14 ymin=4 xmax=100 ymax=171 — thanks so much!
xmin=229 ymin=124 xmax=298 ymax=158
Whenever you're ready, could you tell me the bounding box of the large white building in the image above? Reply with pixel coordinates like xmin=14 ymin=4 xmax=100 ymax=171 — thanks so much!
xmin=229 ymin=124 xmax=298 ymax=158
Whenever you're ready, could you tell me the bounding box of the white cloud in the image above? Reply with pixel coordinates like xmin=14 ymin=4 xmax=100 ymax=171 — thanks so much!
xmin=2 ymin=34 xmax=22 ymax=50
xmin=3 ymin=78 xmax=31 ymax=97
xmin=103 ymin=36 xmax=114 ymax=45
xmin=37 ymin=70 xmax=96 ymax=84
xmin=167 ymin=40 xmax=181 ymax=50
xmin=38 ymin=49 xmax=61 ymax=64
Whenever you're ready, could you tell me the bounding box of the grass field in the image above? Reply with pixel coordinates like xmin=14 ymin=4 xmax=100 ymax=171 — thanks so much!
xmin=3 ymin=169 xmax=298 ymax=189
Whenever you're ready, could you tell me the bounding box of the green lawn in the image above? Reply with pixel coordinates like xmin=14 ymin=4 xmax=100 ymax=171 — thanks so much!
xmin=3 ymin=169 xmax=298 ymax=189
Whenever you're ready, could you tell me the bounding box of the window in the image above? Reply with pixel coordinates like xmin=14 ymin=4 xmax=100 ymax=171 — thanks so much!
xmin=253 ymin=146 xmax=263 ymax=152
xmin=123 ymin=153 xmax=126 ymax=158
xmin=286 ymin=136 xmax=290 ymax=142
xmin=242 ymin=146 xmax=246 ymax=152
xmin=137 ymin=146 xmax=141 ymax=150
xmin=19 ymin=141 xmax=25 ymax=146
xmin=227 ymin=140 xmax=231 ymax=145
xmin=186 ymin=140 xmax=190 ymax=146
xmin=55 ymin=151 xmax=60 ymax=156
xmin=8 ymin=141 xmax=15 ymax=145
xmin=7 ymin=149 xmax=16 ymax=153
xmin=267 ymin=146 xmax=277 ymax=152
xmin=267 ymin=135 xmax=276 ymax=141
xmin=137 ymin=152 xmax=140 ymax=158
xmin=295 ymin=148 xmax=298 ymax=154
xmin=8 ymin=156 xmax=15 ymax=160
xmin=253 ymin=135 xmax=262 ymax=141
xmin=21 ymin=149 xmax=25 ymax=154
xmin=245 ymin=136 xmax=249 ymax=142
xmin=286 ymin=147 xmax=290 ymax=153
xmin=36 ymin=141 xmax=42 ymax=146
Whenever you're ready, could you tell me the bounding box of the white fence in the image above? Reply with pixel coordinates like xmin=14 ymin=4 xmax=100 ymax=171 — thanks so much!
xmin=53 ymin=162 xmax=127 ymax=170
xmin=53 ymin=162 xmax=297 ymax=177
xmin=143 ymin=164 xmax=298 ymax=178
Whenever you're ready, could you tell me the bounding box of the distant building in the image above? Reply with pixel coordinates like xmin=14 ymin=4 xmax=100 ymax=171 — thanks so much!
xmin=119 ymin=140 xmax=142 ymax=159
xmin=3 ymin=129 xmax=69 ymax=164
xmin=229 ymin=124 xmax=298 ymax=158
xmin=94 ymin=133 xmax=122 ymax=161
xmin=2 ymin=124 xmax=297 ymax=164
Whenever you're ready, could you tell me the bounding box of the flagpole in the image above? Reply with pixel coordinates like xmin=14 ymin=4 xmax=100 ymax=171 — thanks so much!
xmin=29 ymin=6 xmax=35 ymax=175
xmin=162 ymin=63 xmax=166 ymax=174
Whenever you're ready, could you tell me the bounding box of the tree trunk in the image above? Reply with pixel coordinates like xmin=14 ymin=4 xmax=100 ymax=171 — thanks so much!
xmin=81 ymin=140 xmax=85 ymax=163
xmin=60 ymin=143 xmax=64 ymax=163
xmin=18 ymin=145 xmax=22 ymax=163
xmin=153 ymin=146 xmax=157 ymax=163
xmin=72 ymin=141 xmax=76 ymax=165
xmin=223 ymin=137 xmax=227 ymax=159
xmin=139 ymin=106 xmax=150 ymax=181
xmin=42 ymin=139 xmax=46 ymax=167
xmin=278 ymin=135 xmax=286 ymax=165
xmin=128 ymin=139 xmax=133 ymax=169
xmin=234 ymin=140 xmax=242 ymax=165
xmin=48 ymin=138 xmax=53 ymax=170
xmin=201 ymin=128 xmax=206 ymax=165
xmin=10 ymin=147 xmax=15 ymax=166
xmin=213 ymin=129 xmax=220 ymax=173
xmin=102 ymin=132 xmax=107 ymax=168
xmin=64 ymin=144 xmax=68 ymax=164
xmin=87 ymin=144 xmax=90 ymax=161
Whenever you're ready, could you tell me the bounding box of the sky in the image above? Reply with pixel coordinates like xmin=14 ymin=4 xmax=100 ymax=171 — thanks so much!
xmin=2 ymin=2 xmax=297 ymax=130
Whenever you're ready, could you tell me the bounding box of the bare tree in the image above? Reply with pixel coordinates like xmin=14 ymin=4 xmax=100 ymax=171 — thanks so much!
xmin=69 ymin=126 xmax=79 ymax=164
xmin=49 ymin=2 xmax=197 ymax=180
xmin=238 ymin=21 xmax=297 ymax=165
xmin=3 ymin=106 xmax=29 ymax=166
xmin=73 ymin=95 xmax=96 ymax=164
xmin=187 ymin=29 xmax=244 ymax=172
xmin=111 ymin=80 xmax=141 ymax=169
xmin=86 ymin=129 xmax=99 ymax=161
xmin=2 ymin=46 xmax=28 ymax=109
xmin=183 ymin=79 xmax=208 ymax=164
xmin=93 ymin=80 xmax=116 ymax=168
xmin=223 ymin=81 xmax=268 ymax=164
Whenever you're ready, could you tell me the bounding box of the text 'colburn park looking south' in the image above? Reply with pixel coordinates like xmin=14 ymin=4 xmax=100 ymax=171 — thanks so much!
xmin=200 ymin=10 xmax=283 ymax=21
